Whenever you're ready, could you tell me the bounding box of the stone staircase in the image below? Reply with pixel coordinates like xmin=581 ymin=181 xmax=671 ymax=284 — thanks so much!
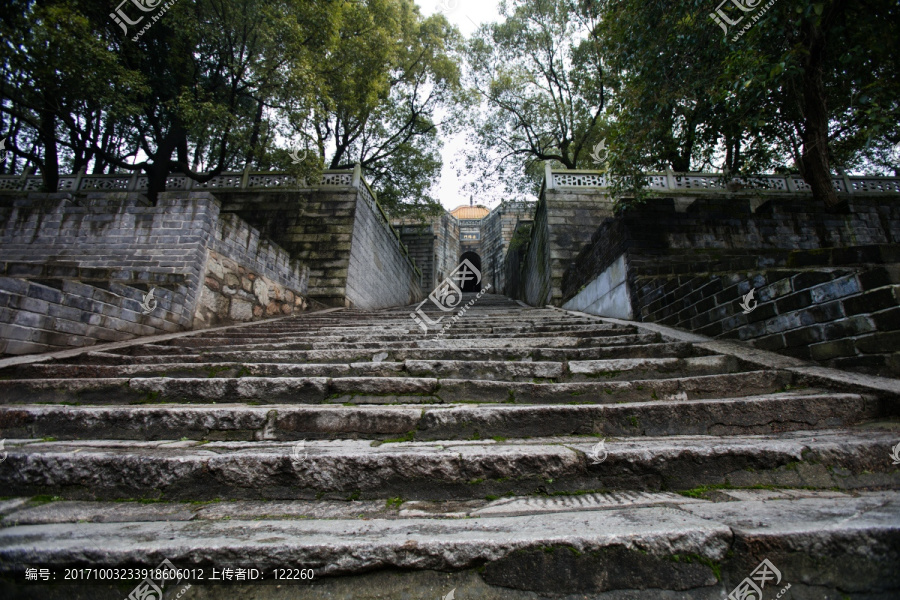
xmin=0 ymin=294 xmax=898 ymax=599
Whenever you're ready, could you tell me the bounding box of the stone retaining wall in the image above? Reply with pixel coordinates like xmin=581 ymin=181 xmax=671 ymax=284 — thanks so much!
xmin=215 ymin=184 xmax=422 ymax=309
xmin=0 ymin=191 xmax=309 ymax=355
xmin=559 ymin=194 xmax=900 ymax=376
xmin=506 ymin=182 xmax=615 ymax=305
xmin=346 ymin=186 xmax=422 ymax=310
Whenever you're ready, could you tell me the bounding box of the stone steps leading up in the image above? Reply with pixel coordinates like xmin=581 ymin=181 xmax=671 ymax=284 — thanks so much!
xmin=1 ymin=492 xmax=898 ymax=599
xmin=0 ymin=293 xmax=898 ymax=597
xmin=0 ymin=369 xmax=795 ymax=404
xmin=5 ymin=354 xmax=742 ymax=381
xmin=72 ymin=340 xmax=706 ymax=364
xmin=1 ymin=429 xmax=897 ymax=501
xmin=0 ymin=392 xmax=877 ymax=441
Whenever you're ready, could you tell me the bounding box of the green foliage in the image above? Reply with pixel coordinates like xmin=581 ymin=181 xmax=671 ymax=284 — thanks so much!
xmin=589 ymin=0 xmax=900 ymax=203
xmin=0 ymin=0 xmax=462 ymax=210
xmin=461 ymin=0 xmax=607 ymax=200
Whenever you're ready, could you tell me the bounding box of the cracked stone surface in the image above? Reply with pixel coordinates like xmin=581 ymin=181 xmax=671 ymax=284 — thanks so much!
xmin=0 ymin=294 xmax=898 ymax=597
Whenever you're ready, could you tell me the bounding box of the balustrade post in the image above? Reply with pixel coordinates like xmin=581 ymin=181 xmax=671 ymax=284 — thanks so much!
xmin=842 ymin=172 xmax=854 ymax=195
xmin=666 ymin=168 xmax=676 ymax=191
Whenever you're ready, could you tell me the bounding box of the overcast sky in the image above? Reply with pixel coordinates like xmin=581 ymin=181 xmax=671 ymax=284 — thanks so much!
xmin=417 ymin=0 xmax=506 ymax=211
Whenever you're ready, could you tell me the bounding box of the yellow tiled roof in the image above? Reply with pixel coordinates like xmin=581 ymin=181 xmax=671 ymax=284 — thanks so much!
xmin=450 ymin=205 xmax=489 ymax=220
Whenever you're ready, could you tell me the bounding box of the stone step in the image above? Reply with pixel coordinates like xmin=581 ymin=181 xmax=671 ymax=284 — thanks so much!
xmin=5 ymin=355 xmax=742 ymax=382
xmin=0 ymin=392 xmax=881 ymax=441
xmin=95 ymin=332 xmax=665 ymax=355
xmin=3 ymin=492 xmax=895 ymax=598
xmin=1 ymin=429 xmax=896 ymax=501
xmin=0 ymin=369 xmax=794 ymax=405
xmin=74 ymin=340 xmax=705 ymax=364
xmin=4 ymin=296 xmax=899 ymax=598
xmin=211 ymin=320 xmax=615 ymax=336
xmin=160 ymin=326 xmax=642 ymax=348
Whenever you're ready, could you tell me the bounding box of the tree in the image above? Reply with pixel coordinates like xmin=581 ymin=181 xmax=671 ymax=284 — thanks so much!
xmin=0 ymin=1 xmax=140 ymax=190
xmin=307 ymin=0 xmax=462 ymax=213
xmin=462 ymin=0 xmax=606 ymax=199
xmin=585 ymin=0 xmax=900 ymax=207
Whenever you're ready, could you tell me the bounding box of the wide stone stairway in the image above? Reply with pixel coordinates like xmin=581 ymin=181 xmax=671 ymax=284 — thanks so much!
xmin=0 ymin=294 xmax=898 ymax=598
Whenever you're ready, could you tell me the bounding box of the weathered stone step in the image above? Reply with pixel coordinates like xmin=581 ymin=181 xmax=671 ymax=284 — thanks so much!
xmin=236 ymin=318 xmax=607 ymax=333
xmin=0 ymin=370 xmax=793 ymax=405
xmin=2 ymin=491 xmax=897 ymax=597
xmin=74 ymin=340 xmax=705 ymax=365
xmin=161 ymin=326 xmax=641 ymax=348
xmin=0 ymin=392 xmax=880 ymax=441
xmin=0 ymin=430 xmax=896 ymax=501
xmin=4 ymin=487 xmax=871 ymax=525
xmin=2 ymin=493 xmax=897 ymax=598
xmin=6 ymin=355 xmax=742 ymax=382
xmin=111 ymin=332 xmax=665 ymax=355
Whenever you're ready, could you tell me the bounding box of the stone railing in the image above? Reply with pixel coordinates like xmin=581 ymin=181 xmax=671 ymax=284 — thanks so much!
xmin=0 ymin=167 xmax=354 ymax=192
xmin=544 ymin=165 xmax=900 ymax=195
xmin=0 ymin=165 xmax=420 ymax=281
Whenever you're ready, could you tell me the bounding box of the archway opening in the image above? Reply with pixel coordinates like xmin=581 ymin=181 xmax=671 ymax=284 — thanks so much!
xmin=458 ymin=252 xmax=482 ymax=292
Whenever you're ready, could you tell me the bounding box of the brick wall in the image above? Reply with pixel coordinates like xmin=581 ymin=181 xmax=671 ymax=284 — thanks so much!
xmin=559 ymin=194 xmax=900 ymax=376
xmin=214 ymin=189 xmax=356 ymax=307
xmin=0 ymin=191 xmax=309 ymax=355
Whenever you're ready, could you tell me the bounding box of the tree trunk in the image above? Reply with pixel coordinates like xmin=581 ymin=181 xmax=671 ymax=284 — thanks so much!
xmin=38 ymin=107 xmax=59 ymax=193
xmin=797 ymin=3 xmax=844 ymax=209
xmin=246 ymin=99 xmax=264 ymax=167
xmin=145 ymin=160 xmax=169 ymax=204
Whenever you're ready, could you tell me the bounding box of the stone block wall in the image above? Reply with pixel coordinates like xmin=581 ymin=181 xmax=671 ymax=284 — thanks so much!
xmin=0 ymin=191 xmax=309 ymax=355
xmin=0 ymin=266 xmax=187 ymax=355
xmin=397 ymin=223 xmax=435 ymax=291
xmin=506 ymin=186 xmax=615 ymax=305
xmin=396 ymin=213 xmax=460 ymax=293
xmin=504 ymin=220 xmax=533 ymax=301
xmin=217 ymin=185 xmax=421 ymax=309
xmin=559 ymin=194 xmax=900 ymax=376
xmin=214 ymin=189 xmax=356 ymax=307
xmin=193 ymin=212 xmax=309 ymax=328
xmin=481 ymin=200 xmax=535 ymax=294
xmin=346 ymin=190 xmax=422 ymax=310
